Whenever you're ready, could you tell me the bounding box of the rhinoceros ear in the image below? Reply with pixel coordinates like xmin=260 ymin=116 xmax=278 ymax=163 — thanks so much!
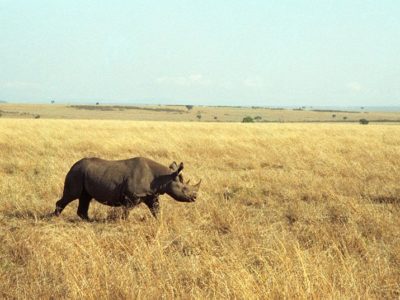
xmin=169 ymin=161 xmax=178 ymax=171
xmin=177 ymin=162 xmax=184 ymax=173
xmin=172 ymin=162 xmax=184 ymax=178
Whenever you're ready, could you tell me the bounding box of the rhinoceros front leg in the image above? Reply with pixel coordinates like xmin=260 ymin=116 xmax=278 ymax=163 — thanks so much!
xmin=143 ymin=196 xmax=160 ymax=218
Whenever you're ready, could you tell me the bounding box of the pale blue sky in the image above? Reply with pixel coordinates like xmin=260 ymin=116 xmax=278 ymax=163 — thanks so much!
xmin=0 ymin=1 xmax=399 ymax=106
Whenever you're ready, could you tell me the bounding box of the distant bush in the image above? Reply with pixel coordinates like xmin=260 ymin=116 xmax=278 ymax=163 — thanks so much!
xmin=359 ymin=119 xmax=369 ymax=125
xmin=332 ymin=114 xmax=336 ymax=118
xmin=186 ymin=105 xmax=194 ymax=111
xmin=34 ymin=114 xmax=41 ymax=119
xmin=242 ymin=116 xmax=254 ymax=123
xmin=196 ymin=114 xmax=202 ymax=121
xmin=254 ymin=116 xmax=262 ymax=121
xmin=70 ymin=105 xmax=183 ymax=113
xmin=343 ymin=116 xmax=347 ymax=120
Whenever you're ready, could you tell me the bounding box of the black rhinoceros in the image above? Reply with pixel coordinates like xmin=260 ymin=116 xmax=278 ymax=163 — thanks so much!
xmin=54 ymin=157 xmax=201 ymax=220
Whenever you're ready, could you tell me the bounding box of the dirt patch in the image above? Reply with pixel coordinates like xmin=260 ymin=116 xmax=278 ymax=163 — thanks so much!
xmin=371 ymin=195 xmax=400 ymax=204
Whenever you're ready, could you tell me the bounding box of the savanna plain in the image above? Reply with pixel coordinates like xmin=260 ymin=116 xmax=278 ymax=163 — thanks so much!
xmin=0 ymin=117 xmax=399 ymax=298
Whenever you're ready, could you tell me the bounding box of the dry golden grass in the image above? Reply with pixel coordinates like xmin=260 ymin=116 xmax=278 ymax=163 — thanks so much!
xmin=0 ymin=119 xmax=399 ymax=298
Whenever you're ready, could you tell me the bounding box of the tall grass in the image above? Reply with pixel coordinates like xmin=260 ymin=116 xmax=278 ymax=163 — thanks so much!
xmin=0 ymin=119 xmax=399 ymax=298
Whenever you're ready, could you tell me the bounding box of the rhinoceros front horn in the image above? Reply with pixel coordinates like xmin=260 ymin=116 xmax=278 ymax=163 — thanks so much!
xmin=192 ymin=180 xmax=202 ymax=190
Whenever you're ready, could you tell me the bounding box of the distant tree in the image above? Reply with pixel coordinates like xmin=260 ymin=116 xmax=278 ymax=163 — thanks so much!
xmin=34 ymin=114 xmax=40 ymax=119
xmin=96 ymin=102 xmax=100 ymax=105
xmin=196 ymin=114 xmax=202 ymax=121
xmin=254 ymin=116 xmax=262 ymax=121
xmin=214 ymin=116 xmax=218 ymax=120
xmin=242 ymin=116 xmax=254 ymax=123
xmin=51 ymin=100 xmax=55 ymax=104
xmin=359 ymin=118 xmax=369 ymax=125
xmin=186 ymin=105 xmax=194 ymax=111
xmin=332 ymin=114 xmax=336 ymax=118
xmin=343 ymin=116 xmax=347 ymax=120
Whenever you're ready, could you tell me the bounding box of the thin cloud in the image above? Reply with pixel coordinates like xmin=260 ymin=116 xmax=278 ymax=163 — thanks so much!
xmin=243 ymin=77 xmax=264 ymax=88
xmin=347 ymin=82 xmax=363 ymax=92
xmin=1 ymin=81 xmax=43 ymax=90
xmin=156 ymin=74 xmax=211 ymax=86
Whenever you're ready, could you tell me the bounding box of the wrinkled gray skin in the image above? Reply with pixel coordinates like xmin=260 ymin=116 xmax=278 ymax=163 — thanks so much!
xmin=54 ymin=157 xmax=201 ymax=220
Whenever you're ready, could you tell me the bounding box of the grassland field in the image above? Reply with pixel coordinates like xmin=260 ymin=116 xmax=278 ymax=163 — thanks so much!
xmin=1 ymin=103 xmax=400 ymax=123
xmin=0 ymin=110 xmax=399 ymax=298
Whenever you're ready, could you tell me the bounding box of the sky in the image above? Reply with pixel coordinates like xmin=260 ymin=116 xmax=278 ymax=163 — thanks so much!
xmin=0 ymin=1 xmax=399 ymax=106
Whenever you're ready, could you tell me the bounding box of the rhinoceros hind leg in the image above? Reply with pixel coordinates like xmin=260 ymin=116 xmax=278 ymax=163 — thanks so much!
xmin=122 ymin=207 xmax=130 ymax=220
xmin=54 ymin=195 xmax=77 ymax=216
xmin=77 ymin=192 xmax=92 ymax=220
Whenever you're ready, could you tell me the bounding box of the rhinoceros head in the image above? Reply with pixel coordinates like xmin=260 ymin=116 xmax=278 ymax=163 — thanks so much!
xmin=165 ymin=162 xmax=201 ymax=202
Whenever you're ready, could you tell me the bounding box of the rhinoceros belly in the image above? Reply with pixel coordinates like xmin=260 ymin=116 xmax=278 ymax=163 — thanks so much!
xmin=83 ymin=169 xmax=126 ymax=206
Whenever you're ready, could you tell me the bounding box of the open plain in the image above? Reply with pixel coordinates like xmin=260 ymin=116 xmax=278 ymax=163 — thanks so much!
xmin=1 ymin=103 xmax=400 ymax=123
xmin=0 ymin=116 xmax=399 ymax=298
